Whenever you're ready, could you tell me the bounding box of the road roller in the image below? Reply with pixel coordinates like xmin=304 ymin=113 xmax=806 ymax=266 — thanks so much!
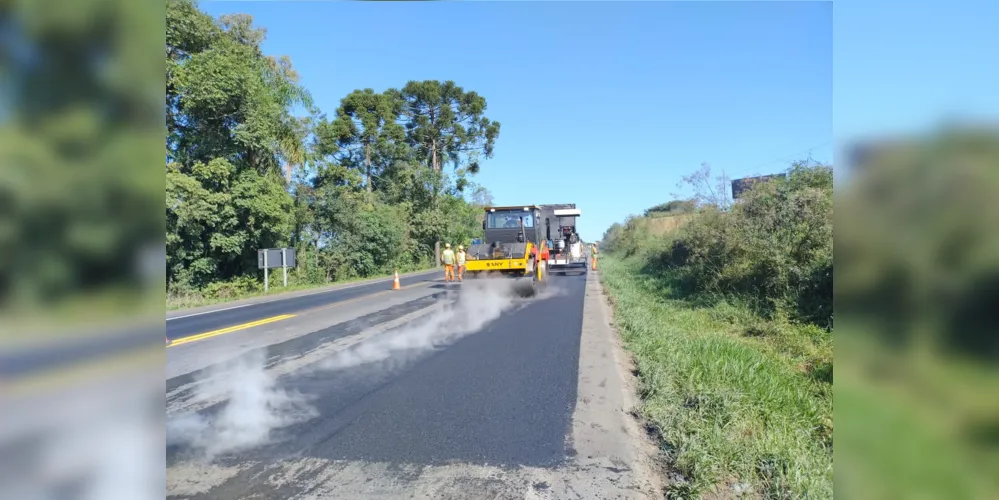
xmin=463 ymin=205 xmax=550 ymax=297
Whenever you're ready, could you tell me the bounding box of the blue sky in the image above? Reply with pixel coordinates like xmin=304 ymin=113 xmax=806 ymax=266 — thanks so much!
xmin=833 ymin=0 xmax=999 ymax=142
xmin=199 ymin=1 xmax=835 ymax=241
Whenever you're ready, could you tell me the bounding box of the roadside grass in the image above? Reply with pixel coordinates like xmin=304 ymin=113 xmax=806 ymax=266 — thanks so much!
xmin=600 ymin=255 xmax=833 ymax=498
xmin=166 ymin=263 xmax=436 ymax=311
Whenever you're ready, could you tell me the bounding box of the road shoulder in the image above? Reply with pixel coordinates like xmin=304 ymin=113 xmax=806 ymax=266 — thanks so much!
xmin=562 ymin=269 xmax=664 ymax=498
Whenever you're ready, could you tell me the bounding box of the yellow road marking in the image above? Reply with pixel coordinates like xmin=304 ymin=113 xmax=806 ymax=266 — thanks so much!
xmin=168 ymin=314 xmax=296 ymax=348
xmin=167 ymin=278 xmax=432 ymax=348
xmin=1 ymin=346 xmax=164 ymax=399
xmin=3 ymin=281 xmax=438 ymax=397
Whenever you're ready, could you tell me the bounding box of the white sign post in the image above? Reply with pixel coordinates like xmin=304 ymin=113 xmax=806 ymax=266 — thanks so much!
xmin=259 ymin=248 xmax=295 ymax=292
xmin=282 ymin=248 xmax=288 ymax=287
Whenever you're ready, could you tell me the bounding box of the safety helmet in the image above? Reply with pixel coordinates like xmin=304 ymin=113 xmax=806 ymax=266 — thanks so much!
xmin=458 ymin=245 xmax=464 ymax=250
xmin=445 ymin=243 xmax=451 ymax=248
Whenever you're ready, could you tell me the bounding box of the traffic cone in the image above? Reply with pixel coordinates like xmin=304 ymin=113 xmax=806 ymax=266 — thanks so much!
xmin=392 ymin=270 xmax=401 ymax=290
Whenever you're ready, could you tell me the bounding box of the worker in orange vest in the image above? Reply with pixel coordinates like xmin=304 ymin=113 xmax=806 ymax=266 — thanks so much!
xmin=441 ymin=243 xmax=456 ymax=282
xmin=456 ymin=245 xmax=467 ymax=281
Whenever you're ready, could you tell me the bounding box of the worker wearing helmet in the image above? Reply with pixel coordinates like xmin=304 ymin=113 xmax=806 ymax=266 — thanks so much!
xmin=441 ymin=243 xmax=456 ymax=282
xmin=456 ymin=245 xmax=467 ymax=281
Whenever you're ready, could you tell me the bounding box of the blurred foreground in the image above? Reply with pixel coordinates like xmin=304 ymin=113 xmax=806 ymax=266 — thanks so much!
xmin=836 ymin=126 xmax=999 ymax=499
xmin=0 ymin=0 xmax=165 ymax=499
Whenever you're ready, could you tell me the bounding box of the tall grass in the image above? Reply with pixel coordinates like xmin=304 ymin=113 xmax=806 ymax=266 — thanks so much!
xmin=602 ymin=256 xmax=832 ymax=498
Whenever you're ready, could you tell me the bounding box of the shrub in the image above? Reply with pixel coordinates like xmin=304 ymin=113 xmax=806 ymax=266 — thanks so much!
xmin=644 ymin=199 xmax=696 ymax=216
xmin=606 ymin=160 xmax=833 ymax=328
xmin=202 ymin=275 xmax=262 ymax=300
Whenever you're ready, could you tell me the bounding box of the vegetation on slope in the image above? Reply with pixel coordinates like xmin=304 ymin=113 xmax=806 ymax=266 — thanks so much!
xmin=599 ymin=161 xmax=834 ymax=498
xmin=166 ymin=0 xmax=499 ymax=307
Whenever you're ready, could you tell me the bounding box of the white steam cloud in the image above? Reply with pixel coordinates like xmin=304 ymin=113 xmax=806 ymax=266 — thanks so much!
xmin=166 ymin=349 xmax=317 ymax=460
xmin=316 ymin=276 xmax=522 ymax=373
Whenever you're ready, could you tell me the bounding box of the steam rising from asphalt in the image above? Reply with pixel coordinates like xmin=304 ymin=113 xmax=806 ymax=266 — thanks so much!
xmin=166 ymin=349 xmax=317 ymax=460
xmin=317 ymin=276 xmax=522 ymax=373
xmin=166 ymin=276 xmax=534 ymax=462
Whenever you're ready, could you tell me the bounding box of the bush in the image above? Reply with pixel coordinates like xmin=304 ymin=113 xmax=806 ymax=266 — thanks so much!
xmin=607 ymin=161 xmax=834 ymax=328
xmin=202 ymin=275 xmax=262 ymax=300
xmin=644 ymin=199 xmax=696 ymax=217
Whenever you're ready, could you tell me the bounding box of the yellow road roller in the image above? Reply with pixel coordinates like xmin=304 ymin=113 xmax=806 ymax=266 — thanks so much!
xmin=463 ymin=205 xmax=550 ymax=296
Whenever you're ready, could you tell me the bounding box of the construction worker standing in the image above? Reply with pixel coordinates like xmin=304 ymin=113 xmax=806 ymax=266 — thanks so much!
xmin=456 ymin=245 xmax=467 ymax=281
xmin=441 ymin=243 xmax=456 ymax=282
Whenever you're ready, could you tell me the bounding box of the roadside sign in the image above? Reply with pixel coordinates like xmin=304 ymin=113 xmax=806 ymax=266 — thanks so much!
xmin=258 ymin=248 xmax=296 ymax=269
xmin=257 ymin=247 xmax=296 ymax=292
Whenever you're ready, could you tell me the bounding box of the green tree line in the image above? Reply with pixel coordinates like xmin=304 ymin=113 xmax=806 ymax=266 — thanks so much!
xmin=166 ymin=0 xmax=498 ymax=302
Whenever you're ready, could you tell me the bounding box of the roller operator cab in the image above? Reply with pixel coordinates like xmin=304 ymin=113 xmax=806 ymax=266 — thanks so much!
xmin=464 ymin=205 xmax=550 ymax=296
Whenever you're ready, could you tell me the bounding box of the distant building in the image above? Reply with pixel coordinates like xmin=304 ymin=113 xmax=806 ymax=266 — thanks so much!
xmin=847 ymin=139 xmax=909 ymax=172
xmin=731 ymin=173 xmax=787 ymax=200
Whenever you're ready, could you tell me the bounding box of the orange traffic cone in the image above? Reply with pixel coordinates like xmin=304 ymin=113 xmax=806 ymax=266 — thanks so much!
xmin=392 ymin=270 xmax=401 ymax=290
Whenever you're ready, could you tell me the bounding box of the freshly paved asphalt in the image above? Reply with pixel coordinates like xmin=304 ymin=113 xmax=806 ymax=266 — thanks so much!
xmin=166 ymin=272 xmax=589 ymax=499
xmin=166 ymin=271 xmax=440 ymax=341
xmin=165 ymin=290 xmax=447 ymax=394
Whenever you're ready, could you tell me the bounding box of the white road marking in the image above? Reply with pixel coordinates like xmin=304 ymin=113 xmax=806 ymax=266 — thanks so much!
xmin=166 ymin=271 xmax=438 ymax=321
xmin=166 ymin=303 xmax=254 ymax=321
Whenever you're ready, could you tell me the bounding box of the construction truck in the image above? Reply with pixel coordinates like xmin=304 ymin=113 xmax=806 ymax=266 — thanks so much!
xmin=539 ymin=203 xmax=586 ymax=274
xmin=464 ymin=205 xmax=550 ymax=296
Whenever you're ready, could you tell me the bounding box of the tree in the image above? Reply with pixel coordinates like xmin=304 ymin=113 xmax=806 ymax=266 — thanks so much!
xmin=397 ymin=80 xmax=501 ymax=182
xmin=163 ymin=2 xmax=503 ymax=300
xmin=673 ymin=162 xmax=732 ymax=210
xmin=331 ymin=89 xmax=407 ymax=192
xmin=165 ymin=1 xmax=307 ymax=288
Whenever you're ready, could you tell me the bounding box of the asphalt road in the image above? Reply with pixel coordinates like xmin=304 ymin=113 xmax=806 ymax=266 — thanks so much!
xmin=166 ymin=270 xmax=440 ymax=341
xmin=165 ymin=272 xmax=609 ymax=499
xmin=0 ymin=271 xmax=440 ymax=384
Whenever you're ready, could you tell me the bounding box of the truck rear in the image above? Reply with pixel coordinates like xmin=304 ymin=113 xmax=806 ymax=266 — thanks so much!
xmin=539 ymin=203 xmax=587 ymax=274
